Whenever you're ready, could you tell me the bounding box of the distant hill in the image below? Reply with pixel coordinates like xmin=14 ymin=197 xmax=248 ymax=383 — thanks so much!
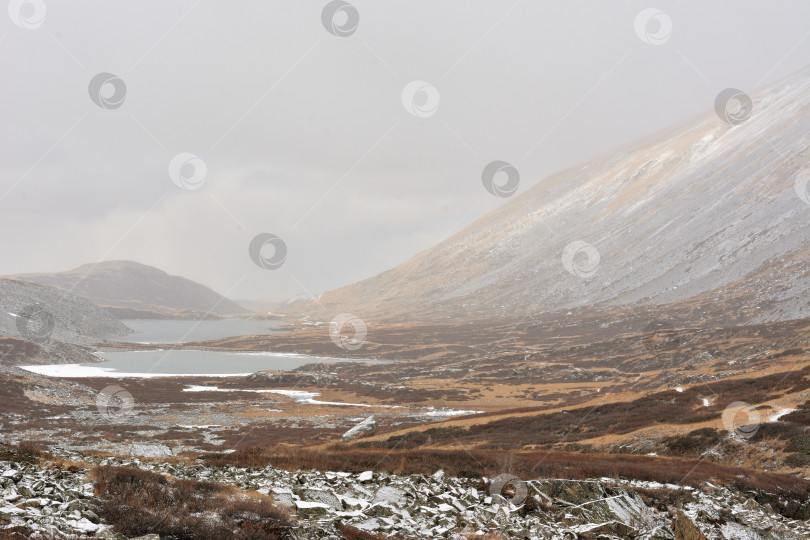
xmin=235 ymin=294 xmax=321 ymax=315
xmin=8 ymin=261 xmax=247 ymax=318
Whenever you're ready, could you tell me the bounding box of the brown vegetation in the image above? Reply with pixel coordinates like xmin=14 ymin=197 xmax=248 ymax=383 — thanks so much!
xmin=0 ymin=443 xmax=44 ymax=465
xmin=91 ymin=465 xmax=296 ymax=540
xmin=204 ymin=445 xmax=810 ymax=512
xmin=662 ymin=428 xmax=721 ymax=456
xmin=363 ymin=367 xmax=810 ymax=449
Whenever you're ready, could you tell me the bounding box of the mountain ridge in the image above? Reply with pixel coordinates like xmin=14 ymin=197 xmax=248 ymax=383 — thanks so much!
xmin=300 ymin=67 xmax=810 ymax=325
xmin=7 ymin=260 xmax=247 ymax=317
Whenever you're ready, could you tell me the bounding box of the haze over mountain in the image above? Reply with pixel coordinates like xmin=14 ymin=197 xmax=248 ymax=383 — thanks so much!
xmin=7 ymin=261 xmax=247 ymax=318
xmin=307 ymin=69 xmax=810 ymax=325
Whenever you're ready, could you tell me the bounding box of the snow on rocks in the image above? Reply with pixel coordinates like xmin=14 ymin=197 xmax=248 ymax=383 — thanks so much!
xmin=341 ymin=415 xmax=378 ymax=442
xmin=0 ymin=460 xmax=113 ymax=538
xmin=4 ymin=453 xmax=810 ymax=539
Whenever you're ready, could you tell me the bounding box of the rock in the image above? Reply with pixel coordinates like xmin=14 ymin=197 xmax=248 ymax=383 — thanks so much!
xmin=573 ymin=520 xmax=638 ymax=539
xmin=341 ymin=415 xmax=378 ymax=442
xmin=373 ymin=485 xmax=407 ymax=506
xmin=357 ymin=470 xmax=374 ymax=483
xmin=270 ymin=487 xmax=295 ymax=507
xmin=84 ymin=508 xmax=100 ymax=523
xmin=129 ymin=443 xmax=172 ymax=458
xmin=3 ymin=450 xmax=809 ymax=539
xmin=673 ymin=510 xmax=709 ymax=540
xmin=294 ymin=500 xmax=330 ymax=518
xmin=303 ymin=487 xmax=342 ymax=510
xmin=67 ymin=517 xmax=99 ymax=533
xmin=0 ymin=504 xmax=25 ymax=519
xmin=650 ymin=524 xmax=676 ymax=540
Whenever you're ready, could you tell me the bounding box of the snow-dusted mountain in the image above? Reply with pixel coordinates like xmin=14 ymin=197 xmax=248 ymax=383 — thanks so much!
xmin=310 ymin=68 xmax=810 ymax=324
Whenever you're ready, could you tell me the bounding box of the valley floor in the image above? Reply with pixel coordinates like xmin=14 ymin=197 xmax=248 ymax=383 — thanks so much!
xmin=3 ymin=313 xmax=810 ymax=538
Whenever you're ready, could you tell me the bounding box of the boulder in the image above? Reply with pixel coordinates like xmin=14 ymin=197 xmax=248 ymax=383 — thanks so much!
xmin=357 ymin=471 xmax=374 ymax=483
xmin=341 ymin=415 xmax=378 ymax=442
xmin=673 ymin=510 xmax=709 ymax=540
xmin=294 ymin=500 xmax=330 ymax=518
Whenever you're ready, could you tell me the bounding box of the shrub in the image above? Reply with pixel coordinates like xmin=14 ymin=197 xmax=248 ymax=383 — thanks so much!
xmin=750 ymin=421 xmax=806 ymax=441
xmin=337 ymin=523 xmax=405 ymax=539
xmin=785 ymin=453 xmax=810 ymax=468
xmin=781 ymin=407 xmax=810 ymax=426
xmin=663 ymin=428 xmax=720 ymax=456
xmin=91 ymin=466 xmax=295 ymax=540
xmin=0 ymin=443 xmax=43 ymax=464
xmin=786 ymin=434 xmax=810 ymax=454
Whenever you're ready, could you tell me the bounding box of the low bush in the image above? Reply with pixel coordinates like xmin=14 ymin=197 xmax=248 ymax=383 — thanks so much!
xmin=750 ymin=421 xmax=807 ymax=441
xmin=663 ymin=428 xmax=720 ymax=456
xmin=0 ymin=443 xmax=44 ymax=464
xmin=91 ymin=465 xmax=295 ymax=540
xmin=785 ymin=453 xmax=810 ymax=468
xmin=337 ymin=523 xmax=405 ymax=539
xmin=786 ymin=434 xmax=810 ymax=454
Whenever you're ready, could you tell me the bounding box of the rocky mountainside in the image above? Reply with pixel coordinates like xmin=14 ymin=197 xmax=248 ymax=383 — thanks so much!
xmin=312 ymin=68 xmax=810 ymax=325
xmin=2 ymin=453 xmax=808 ymax=539
xmin=0 ymin=279 xmax=129 ymax=364
xmin=7 ymin=261 xmax=247 ymax=318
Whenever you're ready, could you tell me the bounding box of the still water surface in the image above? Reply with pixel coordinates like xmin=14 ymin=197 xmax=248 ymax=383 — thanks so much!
xmin=116 ymin=319 xmax=284 ymax=344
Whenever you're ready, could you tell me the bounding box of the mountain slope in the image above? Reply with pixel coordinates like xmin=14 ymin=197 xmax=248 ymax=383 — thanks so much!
xmin=311 ymin=68 xmax=810 ymax=324
xmin=0 ymin=278 xmax=129 ymax=364
xmin=8 ymin=261 xmax=247 ymax=317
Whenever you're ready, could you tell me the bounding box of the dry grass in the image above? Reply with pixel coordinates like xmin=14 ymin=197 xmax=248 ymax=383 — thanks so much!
xmin=359 ymin=367 xmax=810 ymax=450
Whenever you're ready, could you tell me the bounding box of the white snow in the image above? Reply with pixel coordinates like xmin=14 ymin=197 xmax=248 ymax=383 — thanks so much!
xmin=182 ymin=385 xmax=402 ymax=409
xmin=421 ymin=408 xmax=481 ymax=417
xmin=19 ymin=364 xmax=251 ymax=378
xmin=768 ymin=408 xmax=796 ymax=422
xmin=295 ymin=501 xmax=330 ymax=509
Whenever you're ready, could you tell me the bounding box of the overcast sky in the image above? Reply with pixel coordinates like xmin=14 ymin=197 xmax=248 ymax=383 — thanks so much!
xmin=2 ymin=0 xmax=809 ymax=300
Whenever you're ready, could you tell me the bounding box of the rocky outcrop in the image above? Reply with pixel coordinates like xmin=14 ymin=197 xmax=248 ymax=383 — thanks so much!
xmin=341 ymin=415 xmax=377 ymax=442
xmin=247 ymin=370 xmax=338 ymax=386
xmin=674 ymin=510 xmax=709 ymax=540
xmin=3 ymin=454 xmax=809 ymax=539
xmin=0 ymin=460 xmax=111 ymax=538
xmin=0 ymin=279 xmax=130 ymax=365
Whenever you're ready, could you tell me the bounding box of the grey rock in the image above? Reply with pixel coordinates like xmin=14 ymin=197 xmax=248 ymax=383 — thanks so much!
xmin=341 ymin=415 xmax=378 ymax=442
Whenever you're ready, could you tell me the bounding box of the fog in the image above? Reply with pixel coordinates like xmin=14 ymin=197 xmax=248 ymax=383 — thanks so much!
xmin=2 ymin=0 xmax=809 ymax=300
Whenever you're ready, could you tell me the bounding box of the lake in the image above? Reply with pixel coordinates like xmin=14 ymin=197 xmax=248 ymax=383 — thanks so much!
xmin=21 ymin=318 xmax=383 ymax=378
xmin=116 ymin=319 xmax=285 ymax=344
xmin=23 ymin=350 xmax=383 ymax=378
